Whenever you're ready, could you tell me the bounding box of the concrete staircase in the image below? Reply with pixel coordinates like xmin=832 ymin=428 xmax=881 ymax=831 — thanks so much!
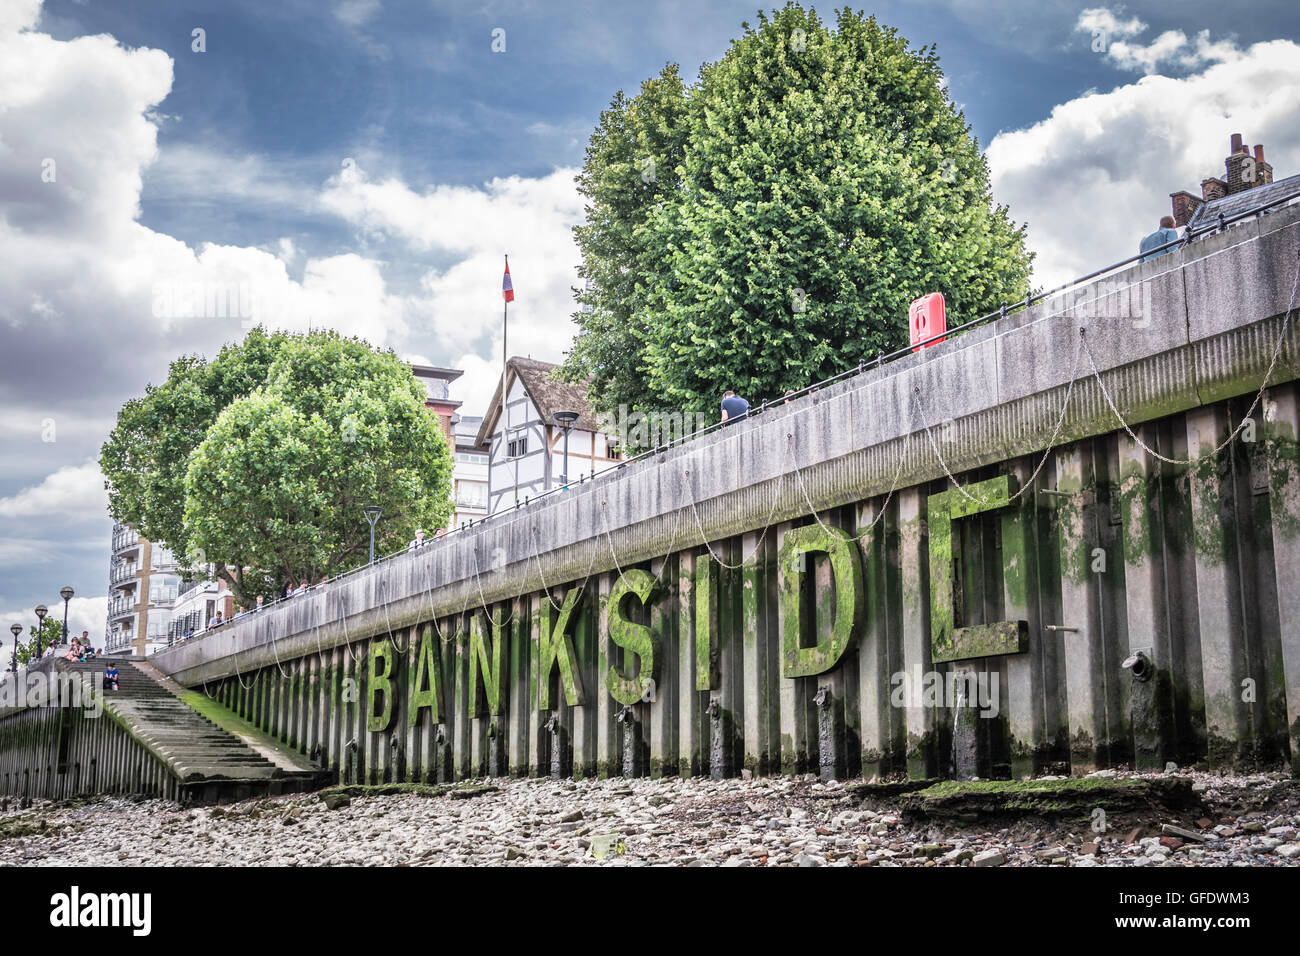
xmin=57 ymin=658 xmax=329 ymax=802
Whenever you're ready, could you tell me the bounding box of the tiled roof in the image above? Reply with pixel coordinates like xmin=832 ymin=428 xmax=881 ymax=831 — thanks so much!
xmin=1188 ymin=173 xmax=1300 ymax=231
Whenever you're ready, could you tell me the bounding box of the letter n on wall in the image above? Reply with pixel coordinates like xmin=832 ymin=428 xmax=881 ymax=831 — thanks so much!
xmin=927 ymin=474 xmax=1030 ymax=663
xmin=469 ymin=610 xmax=508 ymax=718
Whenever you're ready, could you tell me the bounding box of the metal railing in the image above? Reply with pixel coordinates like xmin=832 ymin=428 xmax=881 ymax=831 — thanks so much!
xmin=112 ymin=529 xmax=139 ymax=552
xmin=108 ymin=597 xmax=134 ymax=618
xmin=109 ymin=563 xmax=138 ymax=585
xmin=175 ymin=183 xmax=1300 ymax=635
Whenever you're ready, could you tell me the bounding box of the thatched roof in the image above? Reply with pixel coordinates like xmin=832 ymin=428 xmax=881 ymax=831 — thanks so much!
xmin=474 ymin=357 xmax=601 ymax=447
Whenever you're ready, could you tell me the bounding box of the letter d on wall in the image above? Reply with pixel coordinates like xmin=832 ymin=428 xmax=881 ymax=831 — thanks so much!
xmin=779 ymin=524 xmax=864 ymax=678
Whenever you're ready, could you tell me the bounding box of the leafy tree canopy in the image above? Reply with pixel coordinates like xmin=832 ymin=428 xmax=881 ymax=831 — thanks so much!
xmin=562 ymin=3 xmax=1033 ymax=444
xmin=10 ymin=618 xmax=66 ymax=666
xmin=101 ymin=329 xmax=453 ymax=605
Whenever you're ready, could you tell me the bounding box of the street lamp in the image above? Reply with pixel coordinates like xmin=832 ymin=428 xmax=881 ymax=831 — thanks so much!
xmin=8 ymin=623 xmax=19 ymax=674
xmin=60 ymin=585 xmax=74 ymax=643
xmin=34 ymin=604 xmax=48 ymax=660
xmin=363 ymin=506 xmax=382 ymax=565
xmin=554 ymin=410 xmax=579 ymax=488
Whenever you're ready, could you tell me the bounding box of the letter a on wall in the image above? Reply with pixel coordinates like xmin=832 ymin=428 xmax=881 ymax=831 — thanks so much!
xmin=408 ymin=624 xmax=445 ymax=726
xmin=778 ymin=524 xmax=864 ymax=678
xmin=605 ymin=569 xmax=659 ymax=705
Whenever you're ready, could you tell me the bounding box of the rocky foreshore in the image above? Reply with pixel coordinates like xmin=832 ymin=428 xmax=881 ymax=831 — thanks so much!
xmin=1 ymin=768 xmax=1298 ymax=867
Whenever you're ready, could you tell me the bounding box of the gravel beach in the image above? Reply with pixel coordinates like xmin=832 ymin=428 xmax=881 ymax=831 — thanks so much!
xmin=2 ymin=768 xmax=1298 ymax=867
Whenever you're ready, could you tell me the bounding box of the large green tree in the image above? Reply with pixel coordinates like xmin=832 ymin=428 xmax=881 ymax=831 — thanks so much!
xmin=100 ymin=326 xmax=288 ymax=566
xmin=101 ymin=330 xmax=453 ymax=605
xmin=563 ymin=4 xmax=1033 ymax=437
xmin=563 ymin=64 xmax=690 ymax=421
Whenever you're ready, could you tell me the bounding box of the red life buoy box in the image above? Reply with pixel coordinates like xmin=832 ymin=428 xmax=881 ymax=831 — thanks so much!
xmin=909 ymin=293 xmax=946 ymax=352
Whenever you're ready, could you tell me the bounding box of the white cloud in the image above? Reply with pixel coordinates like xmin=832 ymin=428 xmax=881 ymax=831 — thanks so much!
xmin=0 ymin=0 xmax=420 ymax=421
xmin=1077 ymin=8 xmax=1242 ymax=74
xmin=1076 ymin=7 xmax=1146 ymax=42
xmin=0 ymin=460 xmax=107 ymax=519
xmin=988 ymin=36 xmax=1300 ymax=287
xmin=0 ymin=595 xmax=109 ymax=645
xmin=334 ymin=0 xmax=381 ymax=28
xmin=321 ymin=162 xmax=585 ymax=365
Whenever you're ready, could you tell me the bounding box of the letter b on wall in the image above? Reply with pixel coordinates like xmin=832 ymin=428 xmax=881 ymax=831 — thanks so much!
xmin=779 ymin=524 xmax=864 ymax=678
xmin=368 ymin=639 xmax=396 ymax=732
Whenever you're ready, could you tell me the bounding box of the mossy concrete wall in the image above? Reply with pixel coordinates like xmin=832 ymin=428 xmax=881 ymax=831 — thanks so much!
xmin=150 ymin=204 xmax=1300 ymax=783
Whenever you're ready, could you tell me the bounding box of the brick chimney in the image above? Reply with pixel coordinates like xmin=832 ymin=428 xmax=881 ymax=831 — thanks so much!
xmin=1170 ymin=190 xmax=1203 ymax=227
xmin=1252 ymin=144 xmax=1274 ymax=187
xmin=1225 ymin=133 xmax=1274 ymax=194
xmin=1170 ymin=132 xmax=1281 ymax=226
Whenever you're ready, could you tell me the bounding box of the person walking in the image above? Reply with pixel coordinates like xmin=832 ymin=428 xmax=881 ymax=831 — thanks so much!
xmin=1139 ymin=215 xmax=1180 ymax=262
xmin=720 ymin=389 xmax=750 ymax=426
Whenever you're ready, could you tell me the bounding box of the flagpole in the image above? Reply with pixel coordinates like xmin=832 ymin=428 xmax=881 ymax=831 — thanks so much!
xmin=502 ymin=254 xmax=511 ymax=509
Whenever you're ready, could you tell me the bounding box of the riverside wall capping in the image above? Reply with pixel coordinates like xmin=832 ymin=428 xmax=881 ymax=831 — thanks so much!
xmin=153 ymin=204 xmax=1300 ymax=688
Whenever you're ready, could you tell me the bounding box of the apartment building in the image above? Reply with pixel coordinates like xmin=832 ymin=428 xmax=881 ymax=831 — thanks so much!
xmin=107 ymin=522 xmax=181 ymax=656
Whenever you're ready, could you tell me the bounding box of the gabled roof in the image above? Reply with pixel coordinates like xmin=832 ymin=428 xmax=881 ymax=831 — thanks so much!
xmin=1188 ymin=173 xmax=1300 ymax=231
xmin=474 ymin=357 xmax=601 ymax=447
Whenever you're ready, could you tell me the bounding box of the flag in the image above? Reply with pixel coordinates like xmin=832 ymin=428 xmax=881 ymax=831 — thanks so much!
xmin=502 ymin=259 xmax=515 ymax=303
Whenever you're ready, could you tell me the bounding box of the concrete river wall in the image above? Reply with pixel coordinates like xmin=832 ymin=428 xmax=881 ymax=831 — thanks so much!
xmin=149 ymin=204 xmax=1300 ymax=785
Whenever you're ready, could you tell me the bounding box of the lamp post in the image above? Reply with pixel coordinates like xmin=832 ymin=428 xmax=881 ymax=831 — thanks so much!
xmin=364 ymin=506 xmax=382 ymax=565
xmin=60 ymin=585 xmax=74 ymax=643
xmin=34 ymin=604 xmax=48 ymax=660
xmin=554 ymin=410 xmax=579 ymax=488
xmin=8 ymin=623 xmax=19 ymax=674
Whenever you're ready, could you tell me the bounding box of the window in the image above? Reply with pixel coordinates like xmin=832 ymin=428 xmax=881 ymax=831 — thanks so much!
xmin=456 ymin=480 xmax=488 ymax=509
xmin=507 ymin=433 xmax=528 ymax=458
xmin=456 ymin=452 xmax=488 ymax=464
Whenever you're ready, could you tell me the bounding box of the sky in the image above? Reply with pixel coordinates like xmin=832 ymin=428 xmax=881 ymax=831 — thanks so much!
xmin=1 ymin=0 xmax=1298 ymax=642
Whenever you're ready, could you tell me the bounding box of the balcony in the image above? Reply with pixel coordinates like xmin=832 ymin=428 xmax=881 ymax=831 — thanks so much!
xmin=108 ymin=596 xmax=135 ymax=619
xmin=109 ymin=563 xmax=138 ymax=585
xmin=112 ymin=528 xmax=139 ymax=554
xmin=107 ymin=626 xmax=133 ymax=653
xmin=150 ymin=586 xmax=179 ymax=605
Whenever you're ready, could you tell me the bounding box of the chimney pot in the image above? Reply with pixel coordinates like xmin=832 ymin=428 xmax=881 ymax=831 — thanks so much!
xmin=1230 ymin=133 xmax=1244 ymax=154
xmin=1254 ymin=144 xmax=1265 ymax=162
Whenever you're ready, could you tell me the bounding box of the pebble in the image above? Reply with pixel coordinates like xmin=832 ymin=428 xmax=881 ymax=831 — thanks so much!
xmin=0 ymin=767 xmax=1296 ymax=868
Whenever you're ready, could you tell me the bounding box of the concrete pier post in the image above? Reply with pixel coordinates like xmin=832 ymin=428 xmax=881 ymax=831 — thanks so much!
xmin=898 ymin=488 xmax=936 ymax=778
xmin=508 ymin=596 xmax=530 ymax=777
xmin=742 ymin=531 xmax=771 ymax=776
xmin=595 ymin=573 xmax=619 ymax=777
xmin=1056 ymin=443 xmax=1106 ymax=772
xmin=1186 ymin=406 xmax=1251 ymax=768
xmin=649 ymin=553 xmax=677 ymax=777
xmin=1003 ymin=460 xmax=1046 ymax=778
xmin=1263 ymin=384 xmax=1300 ymax=773
xmin=1117 ymin=426 xmax=1173 ymax=770
xmin=677 ymin=550 xmax=704 ymax=777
